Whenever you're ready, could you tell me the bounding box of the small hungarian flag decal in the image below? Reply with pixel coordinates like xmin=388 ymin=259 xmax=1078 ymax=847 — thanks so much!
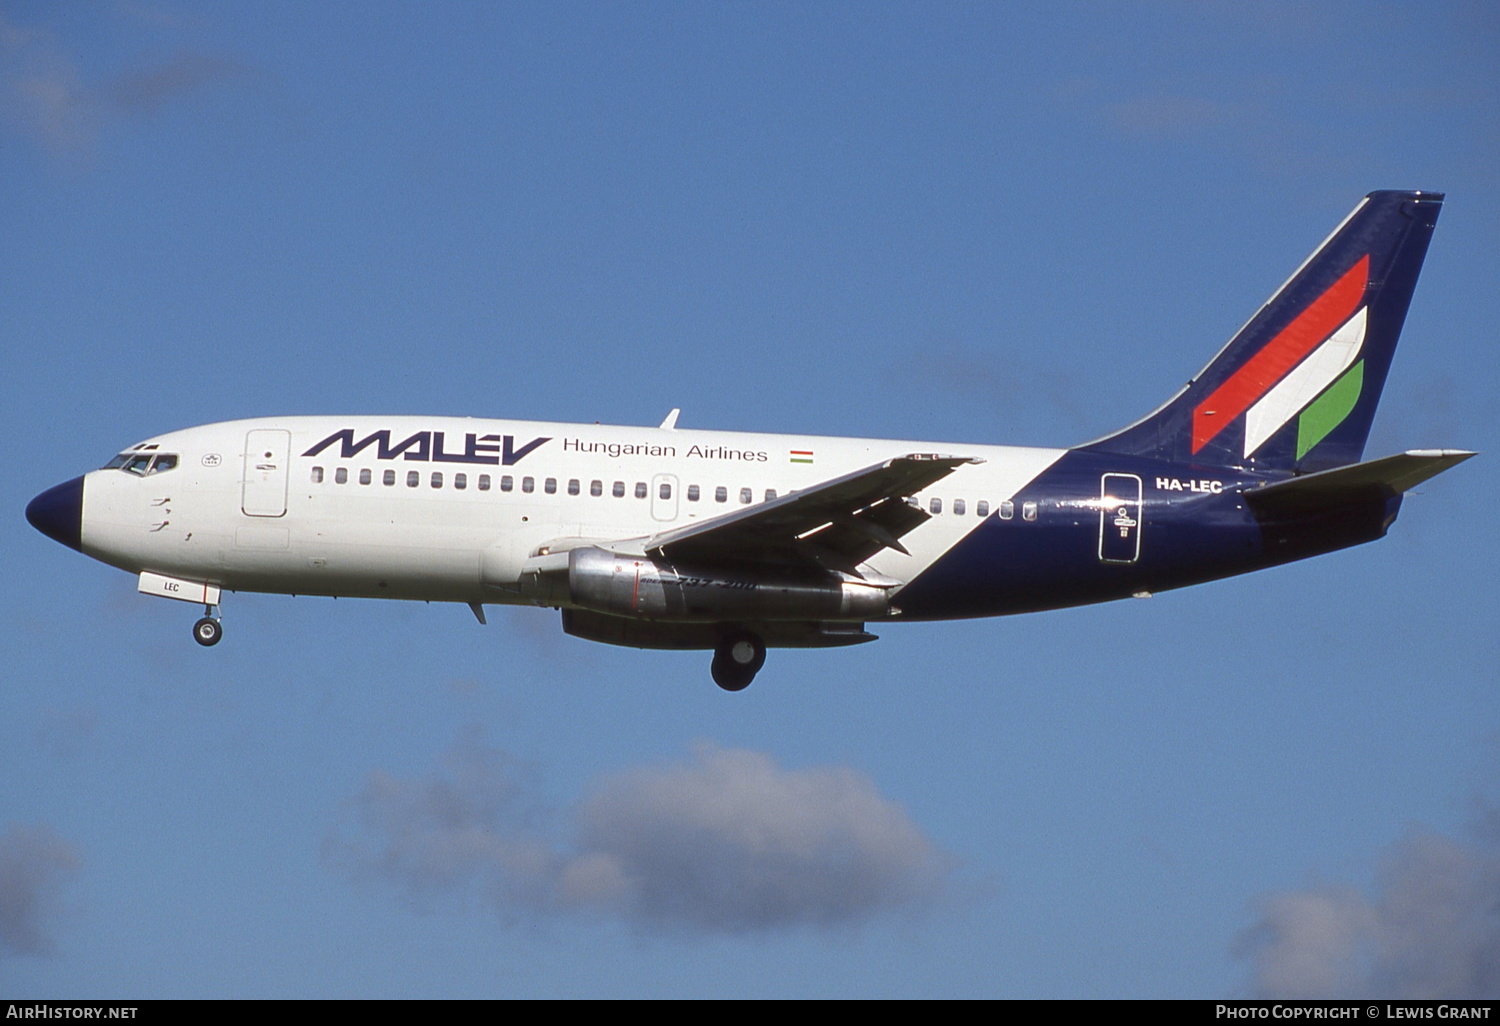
xmin=789 ymin=449 xmax=814 ymax=464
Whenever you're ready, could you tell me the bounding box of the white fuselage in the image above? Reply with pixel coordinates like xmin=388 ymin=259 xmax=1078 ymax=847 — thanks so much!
xmin=80 ymin=416 xmax=1064 ymax=611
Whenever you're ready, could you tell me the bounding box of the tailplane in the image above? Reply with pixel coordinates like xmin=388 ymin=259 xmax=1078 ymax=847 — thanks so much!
xmin=1084 ymin=191 xmax=1443 ymax=474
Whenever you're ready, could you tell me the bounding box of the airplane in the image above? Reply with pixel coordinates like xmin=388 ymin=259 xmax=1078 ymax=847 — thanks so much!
xmin=26 ymin=190 xmax=1473 ymax=690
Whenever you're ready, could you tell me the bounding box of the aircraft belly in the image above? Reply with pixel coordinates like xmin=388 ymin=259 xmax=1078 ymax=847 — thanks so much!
xmin=219 ymin=535 xmax=484 ymax=601
xmin=83 ymin=521 xmax=228 ymax=580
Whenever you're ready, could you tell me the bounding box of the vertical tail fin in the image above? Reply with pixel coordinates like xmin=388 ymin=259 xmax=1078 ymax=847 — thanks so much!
xmin=1085 ymin=191 xmax=1443 ymax=474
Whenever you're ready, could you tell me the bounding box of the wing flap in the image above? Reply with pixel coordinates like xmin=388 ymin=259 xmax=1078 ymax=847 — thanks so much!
xmin=645 ymin=453 xmax=980 ymax=570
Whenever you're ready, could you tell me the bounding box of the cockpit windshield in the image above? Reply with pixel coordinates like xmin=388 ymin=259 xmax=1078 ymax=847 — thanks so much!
xmin=103 ymin=452 xmax=179 ymax=476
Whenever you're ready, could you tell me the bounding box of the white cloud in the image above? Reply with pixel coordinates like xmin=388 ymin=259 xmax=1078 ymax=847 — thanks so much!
xmin=329 ymin=733 xmax=953 ymax=934
xmin=1237 ymin=814 xmax=1500 ymax=998
xmin=576 ymin=743 xmax=951 ymax=931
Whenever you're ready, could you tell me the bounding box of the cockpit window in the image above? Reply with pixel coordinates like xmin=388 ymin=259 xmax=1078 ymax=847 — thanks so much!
xmin=109 ymin=453 xmax=179 ymax=476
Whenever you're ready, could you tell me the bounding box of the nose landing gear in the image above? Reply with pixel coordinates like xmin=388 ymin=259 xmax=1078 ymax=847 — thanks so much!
xmin=711 ymin=630 xmax=765 ymax=691
xmin=192 ymin=605 xmax=222 ymax=647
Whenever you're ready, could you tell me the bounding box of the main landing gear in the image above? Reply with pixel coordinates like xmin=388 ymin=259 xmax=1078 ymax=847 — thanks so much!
xmin=711 ymin=630 xmax=766 ymax=692
xmin=192 ymin=605 xmax=222 ymax=647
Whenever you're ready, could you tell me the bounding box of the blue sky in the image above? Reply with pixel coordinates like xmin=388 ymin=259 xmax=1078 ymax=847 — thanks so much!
xmin=3 ymin=0 xmax=1497 ymax=998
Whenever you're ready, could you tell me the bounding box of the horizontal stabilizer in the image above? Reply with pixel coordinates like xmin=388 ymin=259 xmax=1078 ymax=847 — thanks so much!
xmin=1243 ymin=449 xmax=1475 ymax=517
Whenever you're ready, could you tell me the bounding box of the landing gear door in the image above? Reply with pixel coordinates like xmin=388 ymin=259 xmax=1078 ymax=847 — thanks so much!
xmin=1099 ymin=473 xmax=1142 ymax=564
xmin=242 ymin=429 xmax=291 ymax=517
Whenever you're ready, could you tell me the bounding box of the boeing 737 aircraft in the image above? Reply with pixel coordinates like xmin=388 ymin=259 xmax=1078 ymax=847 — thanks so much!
xmin=27 ymin=191 xmax=1473 ymax=689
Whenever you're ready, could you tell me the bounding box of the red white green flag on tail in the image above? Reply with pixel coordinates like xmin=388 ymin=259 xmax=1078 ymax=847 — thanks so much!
xmin=1191 ymin=254 xmax=1371 ymax=460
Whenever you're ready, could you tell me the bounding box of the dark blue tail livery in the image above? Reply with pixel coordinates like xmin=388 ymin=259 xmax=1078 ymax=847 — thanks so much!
xmin=1084 ymin=191 xmax=1443 ymax=475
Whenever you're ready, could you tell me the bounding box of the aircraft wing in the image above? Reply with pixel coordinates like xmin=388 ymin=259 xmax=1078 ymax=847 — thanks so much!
xmin=642 ymin=454 xmax=982 ymax=573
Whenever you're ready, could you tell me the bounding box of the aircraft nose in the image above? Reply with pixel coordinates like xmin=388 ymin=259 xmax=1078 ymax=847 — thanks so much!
xmin=26 ymin=476 xmax=84 ymax=552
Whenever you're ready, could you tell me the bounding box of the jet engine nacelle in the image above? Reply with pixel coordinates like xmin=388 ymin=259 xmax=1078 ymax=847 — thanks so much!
xmin=560 ymin=545 xmax=889 ymax=622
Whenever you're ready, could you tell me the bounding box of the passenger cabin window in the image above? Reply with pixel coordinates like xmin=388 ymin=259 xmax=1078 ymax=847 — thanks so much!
xmin=454 ymin=473 xmax=467 ymax=490
xmin=612 ymin=481 xmax=625 ymax=498
xmin=545 ymin=477 xmax=557 ymax=494
xmin=765 ymin=489 xmax=777 ymax=501
xmin=687 ymin=484 xmax=700 ymax=502
xmin=478 ymin=474 xmax=491 ymax=491
xmin=929 ymin=497 xmax=942 ymax=515
xmin=590 ymin=480 xmax=602 ymax=497
xmin=976 ymin=500 xmax=990 ymax=518
xmin=739 ymin=487 xmax=752 ymax=504
xmin=954 ymin=499 xmax=966 ymax=516
xmin=1022 ymin=501 xmax=1037 ymax=521
xmin=359 ymin=468 xmax=371 ymax=485
xmin=659 ymin=482 xmax=672 ymax=500
xmin=431 ymin=472 xmax=443 ymax=489
xmin=384 ymin=469 xmax=396 ymax=486
xmin=715 ymin=486 xmax=727 ymax=503
xmin=501 ymin=475 xmax=513 ymax=492
xmin=999 ymin=500 xmax=1014 ymax=520
xmin=568 ymin=479 xmax=580 ymax=496
xmin=311 ymin=466 xmax=324 ymax=484
xmin=634 ymin=482 xmax=647 ymax=499
xmin=522 ymin=476 xmax=534 ymax=493
xmin=407 ymin=471 xmax=419 ymax=487
xmin=335 ymin=467 xmax=347 ymax=484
